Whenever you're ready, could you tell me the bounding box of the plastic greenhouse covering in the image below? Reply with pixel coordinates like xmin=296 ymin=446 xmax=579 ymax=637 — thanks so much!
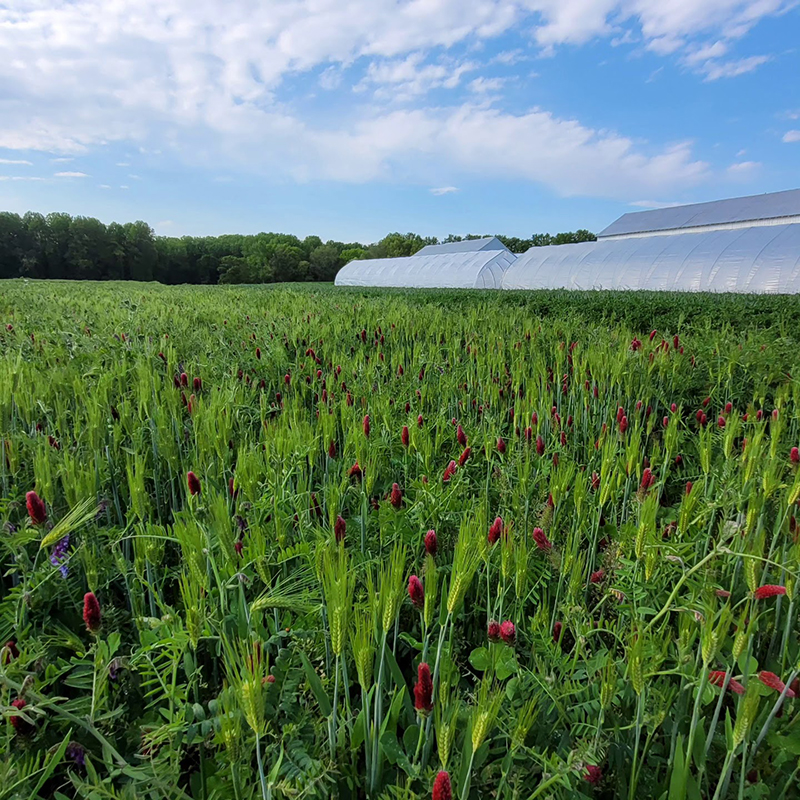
xmin=599 ymin=188 xmax=800 ymax=238
xmin=501 ymin=223 xmax=800 ymax=293
xmin=417 ymin=237 xmax=507 ymax=255
xmin=334 ymin=249 xmax=516 ymax=289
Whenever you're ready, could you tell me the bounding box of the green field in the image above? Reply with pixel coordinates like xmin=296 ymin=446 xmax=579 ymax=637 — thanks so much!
xmin=2 ymin=280 xmax=800 ymax=799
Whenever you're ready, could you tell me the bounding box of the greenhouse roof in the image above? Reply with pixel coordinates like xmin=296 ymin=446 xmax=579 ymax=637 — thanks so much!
xmin=417 ymin=237 xmax=509 ymax=255
xmin=599 ymin=188 xmax=800 ymax=239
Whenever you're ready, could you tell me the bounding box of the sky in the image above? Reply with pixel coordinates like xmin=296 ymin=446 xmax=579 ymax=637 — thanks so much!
xmin=1 ymin=0 xmax=799 ymax=244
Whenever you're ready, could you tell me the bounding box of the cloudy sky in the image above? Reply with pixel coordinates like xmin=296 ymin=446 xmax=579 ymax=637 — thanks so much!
xmin=1 ymin=0 xmax=799 ymax=242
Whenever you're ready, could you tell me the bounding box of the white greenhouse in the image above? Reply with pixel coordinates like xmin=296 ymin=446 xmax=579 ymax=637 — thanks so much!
xmin=334 ymin=189 xmax=800 ymax=292
xmin=502 ymin=189 xmax=800 ymax=293
xmin=334 ymin=237 xmax=516 ymax=289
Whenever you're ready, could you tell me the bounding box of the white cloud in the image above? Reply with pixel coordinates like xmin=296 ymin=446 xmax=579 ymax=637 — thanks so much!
xmin=0 ymin=0 xmax=785 ymax=201
xmin=0 ymin=158 xmax=33 ymax=165
xmin=55 ymin=171 xmax=89 ymax=177
xmin=116 ymin=161 xmax=131 ymax=167
xmin=782 ymin=130 xmax=800 ymax=143
xmin=51 ymin=157 xmax=73 ymax=163
xmin=0 ymin=175 xmax=46 ymax=181
xmin=727 ymin=160 xmax=761 ymax=176
xmin=120 ymin=185 xmax=129 ymax=189
xmin=157 ymin=219 xmax=174 ymax=227
xmin=490 ymin=49 xmax=529 ymax=65
xmin=699 ymin=55 xmax=771 ymax=81
xmin=99 ymin=184 xmax=111 ymax=189
xmin=683 ymin=40 xmax=729 ymax=66
xmin=430 ymin=186 xmax=460 ymax=195
xmin=357 ymin=52 xmax=479 ymax=100
xmin=308 ymin=105 xmax=708 ymax=196
xmin=318 ymin=66 xmax=343 ymax=90
xmin=469 ymin=76 xmax=506 ymax=94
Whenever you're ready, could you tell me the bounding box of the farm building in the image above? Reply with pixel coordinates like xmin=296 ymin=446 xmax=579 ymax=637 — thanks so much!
xmin=334 ymin=237 xmax=516 ymax=289
xmin=502 ymin=189 xmax=800 ymax=293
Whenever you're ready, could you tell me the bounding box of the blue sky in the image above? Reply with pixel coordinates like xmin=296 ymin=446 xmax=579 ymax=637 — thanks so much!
xmin=1 ymin=0 xmax=799 ymax=243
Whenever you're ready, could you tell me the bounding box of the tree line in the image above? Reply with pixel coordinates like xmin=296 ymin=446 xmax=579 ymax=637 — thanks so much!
xmin=0 ymin=211 xmax=596 ymax=284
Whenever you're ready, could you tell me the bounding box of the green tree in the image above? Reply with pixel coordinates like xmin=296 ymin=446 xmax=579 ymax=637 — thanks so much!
xmin=67 ymin=217 xmax=111 ymax=280
xmin=340 ymin=247 xmax=367 ymax=264
xmin=270 ymin=243 xmax=305 ymax=282
xmin=43 ymin=212 xmax=73 ymax=279
xmin=309 ymin=243 xmax=343 ymax=281
xmin=0 ymin=211 xmax=597 ymax=283
xmin=0 ymin=212 xmax=25 ymax=278
xmin=123 ymin=221 xmax=157 ymax=281
xmin=218 ymin=256 xmax=256 ymax=284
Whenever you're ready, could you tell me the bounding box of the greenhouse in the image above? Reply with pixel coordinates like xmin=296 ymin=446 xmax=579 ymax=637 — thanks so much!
xmin=334 ymin=237 xmax=516 ymax=289
xmin=503 ymin=189 xmax=800 ymax=293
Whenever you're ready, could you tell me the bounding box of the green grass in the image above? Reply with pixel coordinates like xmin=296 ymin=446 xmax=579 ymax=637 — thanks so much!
xmin=1 ymin=279 xmax=799 ymax=800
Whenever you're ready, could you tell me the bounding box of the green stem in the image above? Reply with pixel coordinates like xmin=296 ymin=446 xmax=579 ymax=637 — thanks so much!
xmin=738 ymin=742 xmax=747 ymax=800
xmin=421 ymin=614 xmax=451 ymax=768
xmin=255 ymin=733 xmax=268 ymax=800
xmin=413 ymin=717 xmax=426 ymax=763
xmin=460 ymin=750 xmax=476 ymax=800
xmin=645 ymin=549 xmax=720 ymax=633
xmin=681 ymin=666 xmax=709 ymax=796
xmin=362 ymin=686 xmax=372 ymax=781
xmin=525 ymin=768 xmax=569 ymax=800
xmin=704 ymin=666 xmax=732 ymax=758
xmin=370 ymin=631 xmax=388 ymax=792
xmin=628 ymin=691 xmax=645 ymax=800
xmin=329 ymin=655 xmax=340 ymax=761
xmin=89 ymin=642 xmax=99 ymax=722
xmin=711 ymin=748 xmax=736 ymax=800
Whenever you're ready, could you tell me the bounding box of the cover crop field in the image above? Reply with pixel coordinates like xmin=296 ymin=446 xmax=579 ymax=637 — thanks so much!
xmin=2 ymin=280 xmax=800 ymax=800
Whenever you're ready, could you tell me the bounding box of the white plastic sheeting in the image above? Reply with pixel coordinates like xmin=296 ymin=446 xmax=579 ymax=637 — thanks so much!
xmin=417 ymin=237 xmax=507 ymax=255
xmin=335 ymin=249 xmax=516 ymax=289
xmin=599 ymin=188 xmax=800 ymax=238
xmin=501 ymin=223 xmax=800 ymax=293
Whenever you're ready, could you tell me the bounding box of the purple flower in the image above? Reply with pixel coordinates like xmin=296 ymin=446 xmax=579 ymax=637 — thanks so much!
xmin=50 ymin=534 xmax=70 ymax=578
xmin=94 ymin=499 xmax=110 ymax=522
xmin=108 ymin=658 xmax=121 ymax=681
xmin=66 ymin=741 xmax=86 ymax=768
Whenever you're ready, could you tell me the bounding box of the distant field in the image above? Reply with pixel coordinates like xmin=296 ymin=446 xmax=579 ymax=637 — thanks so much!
xmin=2 ymin=280 xmax=800 ymax=799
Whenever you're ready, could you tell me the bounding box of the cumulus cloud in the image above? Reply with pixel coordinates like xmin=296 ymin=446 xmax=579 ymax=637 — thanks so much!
xmin=55 ymin=171 xmax=89 ymax=177
xmin=0 ymin=158 xmax=33 ymax=165
xmin=430 ymin=186 xmax=460 ymax=195
xmin=0 ymin=0 xmax=787 ymax=199
xmin=783 ymin=130 xmax=800 ymax=143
